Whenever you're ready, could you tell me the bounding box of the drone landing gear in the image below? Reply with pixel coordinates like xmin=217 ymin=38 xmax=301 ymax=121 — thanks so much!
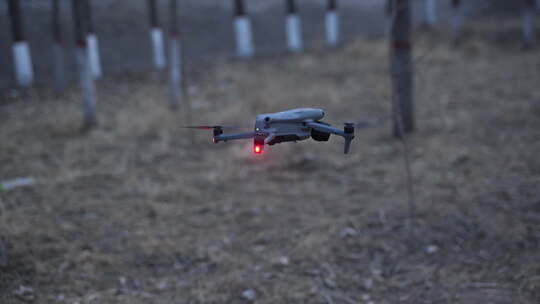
xmin=343 ymin=123 xmax=355 ymax=154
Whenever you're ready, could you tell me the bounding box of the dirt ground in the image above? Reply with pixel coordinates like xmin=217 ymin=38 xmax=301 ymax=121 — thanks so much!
xmin=1 ymin=20 xmax=540 ymax=303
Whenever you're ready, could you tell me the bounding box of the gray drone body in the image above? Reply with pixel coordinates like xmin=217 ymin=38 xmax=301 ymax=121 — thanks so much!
xmin=210 ymin=108 xmax=355 ymax=154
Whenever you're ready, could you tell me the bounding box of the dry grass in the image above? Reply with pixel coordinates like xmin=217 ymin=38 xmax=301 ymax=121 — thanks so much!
xmin=1 ymin=21 xmax=540 ymax=303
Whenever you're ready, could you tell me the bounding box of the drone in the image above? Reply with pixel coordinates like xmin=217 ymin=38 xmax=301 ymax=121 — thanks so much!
xmin=185 ymin=108 xmax=374 ymax=154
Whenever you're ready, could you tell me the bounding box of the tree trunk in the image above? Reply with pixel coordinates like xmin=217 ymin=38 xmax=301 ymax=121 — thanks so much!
xmin=522 ymin=0 xmax=535 ymax=49
xmin=285 ymin=0 xmax=302 ymax=52
xmin=8 ymin=0 xmax=33 ymax=87
xmin=147 ymin=0 xmax=166 ymax=68
xmin=385 ymin=0 xmax=392 ymax=17
xmin=424 ymin=0 xmax=437 ymax=26
xmin=233 ymin=0 xmax=254 ymax=58
xmin=451 ymin=0 xmax=463 ymax=46
xmin=52 ymin=0 xmax=66 ymax=92
xmin=385 ymin=0 xmax=393 ymax=36
xmin=84 ymin=0 xmax=102 ymax=78
xmin=325 ymin=0 xmax=339 ymax=47
xmin=72 ymin=0 xmax=97 ymax=129
xmin=0 ymin=240 xmax=6 ymax=267
xmin=169 ymin=0 xmax=182 ymax=109
xmin=390 ymin=0 xmax=415 ymax=137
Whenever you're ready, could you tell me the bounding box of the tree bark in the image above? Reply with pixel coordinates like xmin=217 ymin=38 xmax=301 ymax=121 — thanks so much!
xmin=169 ymin=0 xmax=182 ymax=109
xmin=286 ymin=0 xmax=298 ymax=14
xmin=8 ymin=0 xmax=33 ymax=87
xmin=522 ymin=0 xmax=535 ymax=48
xmin=72 ymin=0 xmax=97 ymax=129
xmin=147 ymin=0 xmax=166 ymax=68
xmin=233 ymin=0 xmax=254 ymax=57
xmin=385 ymin=0 xmax=392 ymax=17
xmin=0 ymin=240 xmax=6 ymax=267
xmin=147 ymin=0 xmax=159 ymax=27
xmin=451 ymin=0 xmax=463 ymax=45
xmin=234 ymin=0 xmax=246 ymax=16
xmin=424 ymin=0 xmax=437 ymax=26
xmin=83 ymin=0 xmax=102 ymax=78
xmin=390 ymin=0 xmax=415 ymax=137
xmin=285 ymin=0 xmax=302 ymax=52
xmin=325 ymin=0 xmax=339 ymax=47
xmin=8 ymin=0 xmax=24 ymax=42
xmin=52 ymin=0 xmax=66 ymax=92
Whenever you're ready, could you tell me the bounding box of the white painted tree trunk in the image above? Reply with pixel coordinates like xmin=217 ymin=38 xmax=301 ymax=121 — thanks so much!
xmin=150 ymin=27 xmax=166 ymax=68
xmin=286 ymin=14 xmax=303 ymax=52
xmin=425 ymin=0 xmax=436 ymax=25
xmin=53 ymin=42 xmax=66 ymax=92
xmin=87 ymin=34 xmax=102 ymax=78
xmin=522 ymin=8 xmax=535 ymax=47
xmin=12 ymin=41 xmax=33 ymax=87
xmin=76 ymin=46 xmax=97 ymax=127
xmin=169 ymin=37 xmax=182 ymax=108
xmin=325 ymin=10 xmax=339 ymax=47
xmin=234 ymin=16 xmax=254 ymax=58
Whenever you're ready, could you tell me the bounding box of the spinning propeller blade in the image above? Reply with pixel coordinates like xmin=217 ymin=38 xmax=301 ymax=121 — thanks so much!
xmin=180 ymin=125 xmax=244 ymax=130
xmin=334 ymin=116 xmax=388 ymax=129
xmin=181 ymin=125 xmax=222 ymax=130
xmin=350 ymin=121 xmax=374 ymax=129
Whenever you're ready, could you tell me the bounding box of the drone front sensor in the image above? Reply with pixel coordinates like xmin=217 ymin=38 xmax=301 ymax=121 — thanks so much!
xmin=213 ymin=127 xmax=223 ymax=137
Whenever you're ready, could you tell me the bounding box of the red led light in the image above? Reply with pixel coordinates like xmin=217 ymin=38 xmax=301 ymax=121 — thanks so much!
xmin=254 ymin=145 xmax=262 ymax=154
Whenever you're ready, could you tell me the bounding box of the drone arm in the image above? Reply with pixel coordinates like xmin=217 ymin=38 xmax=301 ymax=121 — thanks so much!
xmin=264 ymin=133 xmax=276 ymax=144
xmin=307 ymin=122 xmax=355 ymax=154
xmin=214 ymin=132 xmax=255 ymax=143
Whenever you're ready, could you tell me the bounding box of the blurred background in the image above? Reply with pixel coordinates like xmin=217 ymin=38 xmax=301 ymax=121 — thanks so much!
xmin=0 ymin=0 xmax=531 ymax=87
xmin=1 ymin=0 xmax=539 ymax=303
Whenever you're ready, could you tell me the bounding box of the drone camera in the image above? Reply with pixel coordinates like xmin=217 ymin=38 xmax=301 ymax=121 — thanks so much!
xmin=213 ymin=127 xmax=224 ymax=137
xmin=311 ymin=129 xmax=330 ymax=141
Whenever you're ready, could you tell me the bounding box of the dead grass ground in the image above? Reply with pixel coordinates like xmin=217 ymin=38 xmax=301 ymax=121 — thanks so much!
xmin=1 ymin=21 xmax=540 ymax=303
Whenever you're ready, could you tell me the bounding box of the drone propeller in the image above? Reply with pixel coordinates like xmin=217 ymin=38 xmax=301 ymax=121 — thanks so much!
xmin=181 ymin=125 xmax=251 ymax=137
xmin=181 ymin=125 xmax=221 ymax=130
xmin=348 ymin=121 xmax=377 ymax=129
xmin=180 ymin=125 xmax=245 ymax=131
xmin=337 ymin=116 xmax=388 ymax=129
